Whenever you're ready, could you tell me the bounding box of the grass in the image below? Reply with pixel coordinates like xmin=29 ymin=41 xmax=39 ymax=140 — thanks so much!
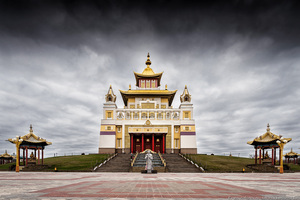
xmin=44 ymin=154 xmax=110 ymax=171
xmin=185 ymin=154 xmax=255 ymax=172
xmin=287 ymin=163 xmax=300 ymax=172
xmin=0 ymin=154 xmax=110 ymax=172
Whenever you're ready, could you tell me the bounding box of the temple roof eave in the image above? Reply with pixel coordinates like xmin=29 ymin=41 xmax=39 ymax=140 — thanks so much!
xmin=119 ymin=89 xmax=177 ymax=106
xmin=134 ymin=71 xmax=163 ymax=87
xmin=8 ymin=132 xmax=52 ymax=146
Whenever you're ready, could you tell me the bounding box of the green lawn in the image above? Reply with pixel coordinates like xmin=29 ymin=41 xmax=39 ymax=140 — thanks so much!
xmin=0 ymin=154 xmax=110 ymax=172
xmin=185 ymin=154 xmax=255 ymax=172
xmin=287 ymin=163 xmax=300 ymax=172
xmin=44 ymin=154 xmax=110 ymax=171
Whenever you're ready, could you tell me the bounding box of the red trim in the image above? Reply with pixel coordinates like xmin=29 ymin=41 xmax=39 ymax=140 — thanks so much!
xmin=152 ymin=134 xmax=154 ymax=151
xmin=255 ymin=148 xmax=257 ymax=165
xmin=131 ymin=134 xmax=133 ymax=153
xmin=38 ymin=148 xmax=40 ymax=165
xmin=142 ymin=134 xmax=144 ymax=151
xmin=42 ymin=149 xmax=44 ymax=165
xmin=163 ymin=134 xmax=165 ymax=154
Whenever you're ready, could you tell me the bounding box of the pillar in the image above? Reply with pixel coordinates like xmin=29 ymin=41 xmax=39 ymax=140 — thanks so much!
xmin=152 ymin=134 xmax=154 ymax=151
xmin=18 ymin=147 xmax=20 ymax=166
xmin=23 ymin=148 xmax=25 ymax=166
xmin=294 ymin=157 xmax=296 ymax=164
xmin=272 ymin=148 xmax=274 ymax=165
xmin=163 ymin=134 xmax=165 ymax=154
xmin=34 ymin=149 xmax=36 ymax=157
xmin=274 ymin=148 xmax=277 ymax=164
xmin=259 ymin=148 xmax=262 ymax=164
xmin=131 ymin=134 xmax=133 ymax=154
xmin=25 ymin=147 xmax=28 ymax=166
xmin=142 ymin=134 xmax=144 ymax=151
xmin=262 ymin=149 xmax=265 ymax=159
xmin=279 ymin=148 xmax=281 ymax=165
xmin=42 ymin=149 xmax=44 ymax=165
xmin=38 ymin=148 xmax=40 ymax=165
xmin=255 ymin=148 xmax=257 ymax=165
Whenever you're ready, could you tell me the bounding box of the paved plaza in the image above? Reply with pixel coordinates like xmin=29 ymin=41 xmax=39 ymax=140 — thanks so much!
xmin=0 ymin=172 xmax=300 ymax=199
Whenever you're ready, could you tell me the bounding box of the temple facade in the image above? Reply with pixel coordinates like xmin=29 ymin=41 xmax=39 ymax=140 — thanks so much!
xmin=99 ymin=54 xmax=197 ymax=154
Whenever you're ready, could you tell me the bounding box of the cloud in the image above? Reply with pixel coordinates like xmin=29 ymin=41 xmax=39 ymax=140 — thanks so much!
xmin=0 ymin=0 xmax=300 ymax=158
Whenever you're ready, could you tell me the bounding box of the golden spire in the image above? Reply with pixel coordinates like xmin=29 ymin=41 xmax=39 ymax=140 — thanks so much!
xmin=145 ymin=52 xmax=151 ymax=67
xmin=30 ymin=124 xmax=33 ymax=133
xmin=266 ymin=123 xmax=270 ymax=132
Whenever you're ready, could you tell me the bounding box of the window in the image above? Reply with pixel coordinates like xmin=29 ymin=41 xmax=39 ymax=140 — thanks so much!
xmin=151 ymin=80 xmax=156 ymax=88
xmin=117 ymin=127 xmax=121 ymax=132
xmin=146 ymin=80 xmax=150 ymax=88
xmin=185 ymin=126 xmax=189 ymax=131
xmin=175 ymin=127 xmax=179 ymax=132
xmin=117 ymin=139 xmax=121 ymax=148
xmin=158 ymin=113 xmax=162 ymax=119
xmin=141 ymin=81 xmax=145 ymax=88
xmin=161 ymin=105 xmax=166 ymax=109
xmin=175 ymin=139 xmax=179 ymax=148
xmin=185 ymin=112 xmax=189 ymax=119
xmin=134 ymin=113 xmax=139 ymax=119
xmin=150 ymin=113 xmax=155 ymax=119
xmin=107 ymin=112 xmax=112 ymax=119
xmin=107 ymin=126 xmax=111 ymax=130
xmin=142 ymin=113 xmax=147 ymax=119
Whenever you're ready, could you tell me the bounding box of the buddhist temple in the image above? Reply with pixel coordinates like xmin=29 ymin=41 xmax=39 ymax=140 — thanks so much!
xmin=99 ymin=53 xmax=197 ymax=154
xmin=284 ymin=149 xmax=299 ymax=164
xmin=8 ymin=125 xmax=52 ymax=167
xmin=0 ymin=150 xmax=13 ymax=165
xmin=247 ymin=124 xmax=292 ymax=165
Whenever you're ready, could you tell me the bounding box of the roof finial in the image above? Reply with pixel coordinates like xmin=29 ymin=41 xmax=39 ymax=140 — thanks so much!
xmin=30 ymin=124 xmax=33 ymax=133
xmin=145 ymin=52 xmax=151 ymax=67
xmin=266 ymin=123 xmax=270 ymax=132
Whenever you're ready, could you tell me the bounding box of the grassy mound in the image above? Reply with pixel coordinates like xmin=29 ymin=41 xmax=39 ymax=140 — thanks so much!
xmin=185 ymin=154 xmax=255 ymax=172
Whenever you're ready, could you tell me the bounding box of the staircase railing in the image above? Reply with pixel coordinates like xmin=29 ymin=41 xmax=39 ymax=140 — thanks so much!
xmin=158 ymin=152 xmax=166 ymax=168
xmin=131 ymin=152 xmax=139 ymax=167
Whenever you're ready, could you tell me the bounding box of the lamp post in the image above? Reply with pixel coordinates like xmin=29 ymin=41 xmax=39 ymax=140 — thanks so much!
xmin=11 ymin=136 xmax=23 ymax=172
xmin=276 ymin=139 xmax=288 ymax=174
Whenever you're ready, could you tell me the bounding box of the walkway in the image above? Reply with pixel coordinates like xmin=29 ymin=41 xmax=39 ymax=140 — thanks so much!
xmin=0 ymin=172 xmax=299 ymax=199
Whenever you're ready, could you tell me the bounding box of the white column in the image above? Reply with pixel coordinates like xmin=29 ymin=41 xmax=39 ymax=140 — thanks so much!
xmin=122 ymin=124 xmax=125 ymax=153
xmin=171 ymin=124 xmax=174 ymax=151
xmin=139 ymin=110 xmax=141 ymax=120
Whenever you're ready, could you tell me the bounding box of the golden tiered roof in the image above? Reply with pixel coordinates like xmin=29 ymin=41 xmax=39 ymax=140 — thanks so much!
xmin=133 ymin=53 xmax=163 ymax=86
xmin=0 ymin=150 xmax=13 ymax=159
xmin=284 ymin=149 xmax=299 ymax=157
xmin=247 ymin=124 xmax=292 ymax=145
xmin=8 ymin=125 xmax=52 ymax=146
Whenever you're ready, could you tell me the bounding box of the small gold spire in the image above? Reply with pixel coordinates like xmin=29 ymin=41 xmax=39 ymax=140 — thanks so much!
xmin=266 ymin=123 xmax=270 ymax=132
xmin=145 ymin=52 xmax=151 ymax=67
xmin=30 ymin=124 xmax=33 ymax=133
xmin=129 ymin=84 xmax=131 ymax=90
xmin=165 ymin=84 xmax=168 ymax=90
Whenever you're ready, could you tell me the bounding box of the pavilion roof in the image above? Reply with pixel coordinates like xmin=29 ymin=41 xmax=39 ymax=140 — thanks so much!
xmin=0 ymin=150 xmax=13 ymax=159
xmin=247 ymin=124 xmax=292 ymax=146
xmin=8 ymin=125 xmax=52 ymax=146
xmin=284 ymin=149 xmax=299 ymax=157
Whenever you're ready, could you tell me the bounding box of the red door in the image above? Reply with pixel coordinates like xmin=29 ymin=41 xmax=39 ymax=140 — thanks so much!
xmin=134 ymin=136 xmax=142 ymax=152
xmin=155 ymin=136 xmax=162 ymax=153
xmin=145 ymin=135 xmax=152 ymax=150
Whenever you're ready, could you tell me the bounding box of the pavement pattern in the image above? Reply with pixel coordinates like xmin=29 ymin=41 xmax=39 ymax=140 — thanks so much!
xmin=0 ymin=172 xmax=300 ymax=199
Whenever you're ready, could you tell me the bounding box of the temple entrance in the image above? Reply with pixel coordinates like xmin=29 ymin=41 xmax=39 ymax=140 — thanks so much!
xmin=131 ymin=133 xmax=165 ymax=153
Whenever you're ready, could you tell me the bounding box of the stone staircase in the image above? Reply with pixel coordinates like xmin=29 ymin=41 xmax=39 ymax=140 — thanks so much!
xmin=163 ymin=154 xmax=201 ymax=173
xmin=133 ymin=153 xmax=164 ymax=167
xmin=95 ymin=154 xmax=131 ymax=172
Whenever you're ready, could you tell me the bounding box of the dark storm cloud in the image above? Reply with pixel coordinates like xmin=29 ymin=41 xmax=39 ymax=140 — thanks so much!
xmin=1 ymin=0 xmax=300 ymax=157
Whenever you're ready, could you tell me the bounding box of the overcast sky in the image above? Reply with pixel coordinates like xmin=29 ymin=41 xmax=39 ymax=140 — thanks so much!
xmin=1 ymin=0 xmax=299 ymax=158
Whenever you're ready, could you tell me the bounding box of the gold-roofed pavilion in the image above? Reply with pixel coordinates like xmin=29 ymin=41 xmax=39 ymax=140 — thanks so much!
xmin=8 ymin=125 xmax=52 ymax=170
xmin=247 ymin=124 xmax=292 ymax=167
xmin=0 ymin=150 xmax=13 ymax=165
xmin=284 ymin=148 xmax=299 ymax=164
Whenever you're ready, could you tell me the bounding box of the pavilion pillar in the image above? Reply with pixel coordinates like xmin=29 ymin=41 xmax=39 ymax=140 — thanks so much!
xmin=130 ymin=134 xmax=133 ymax=154
xmin=42 ymin=149 xmax=44 ymax=165
xmin=25 ymin=147 xmax=28 ymax=166
xmin=38 ymin=148 xmax=40 ymax=165
xmin=272 ymin=148 xmax=274 ymax=165
xmin=23 ymin=148 xmax=25 ymax=166
xmin=152 ymin=134 xmax=154 ymax=151
xmin=163 ymin=134 xmax=165 ymax=154
xmin=274 ymin=148 xmax=277 ymax=165
xmin=18 ymin=147 xmax=20 ymax=166
xmin=262 ymin=149 xmax=265 ymax=159
xmin=34 ymin=149 xmax=36 ymax=157
xmin=255 ymin=148 xmax=257 ymax=165
xmin=294 ymin=158 xmax=296 ymax=164
xmin=142 ymin=134 xmax=144 ymax=152
xmin=279 ymin=148 xmax=281 ymax=165
xmin=259 ymin=148 xmax=262 ymax=164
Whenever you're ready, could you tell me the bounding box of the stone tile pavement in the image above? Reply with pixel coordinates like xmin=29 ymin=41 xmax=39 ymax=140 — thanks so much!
xmin=0 ymin=172 xmax=299 ymax=199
